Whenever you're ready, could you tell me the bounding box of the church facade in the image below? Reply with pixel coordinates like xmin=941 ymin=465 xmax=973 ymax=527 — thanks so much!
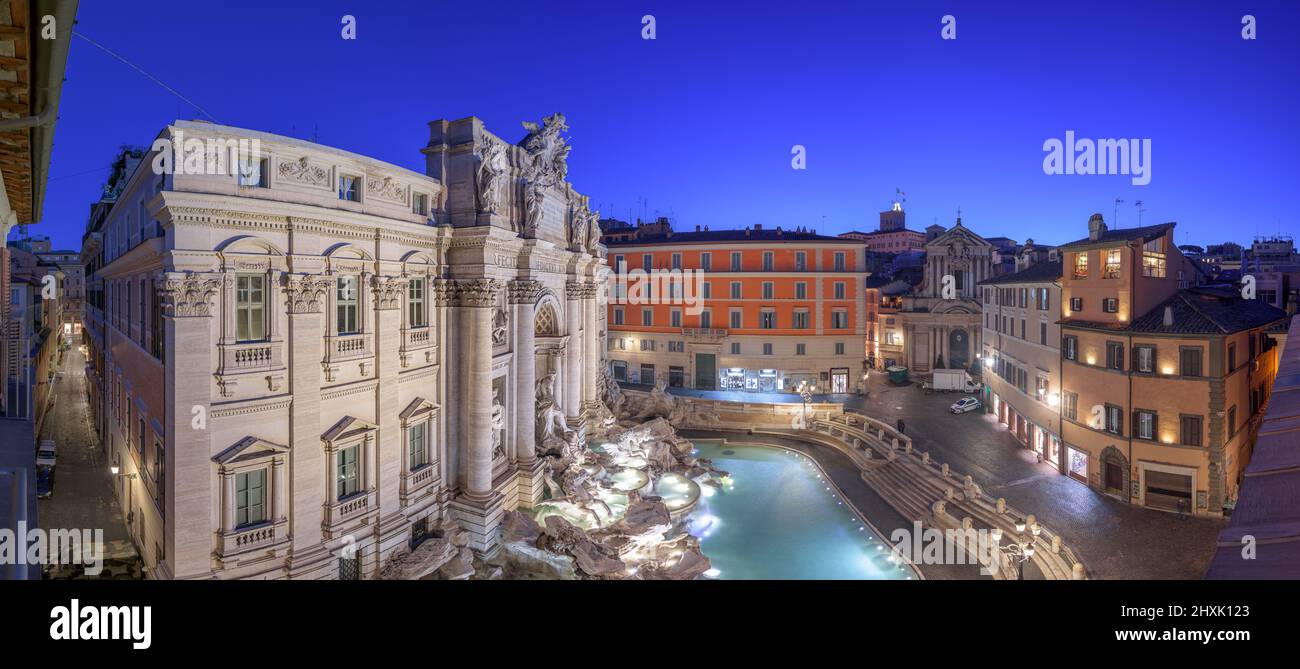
xmin=81 ymin=115 xmax=610 ymax=579
xmin=896 ymin=220 xmax=995 ymax=373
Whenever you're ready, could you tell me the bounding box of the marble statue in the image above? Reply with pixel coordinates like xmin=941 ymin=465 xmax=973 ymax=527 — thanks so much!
xmin=476 ymin=136 xmax=507 ymax=216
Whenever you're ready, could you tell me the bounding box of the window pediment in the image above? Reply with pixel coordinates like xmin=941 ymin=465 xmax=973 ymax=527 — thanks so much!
xmin=213 ymin=436 xmax=289 ymax=466
xmin=322 ymin=415 xmax=378 ymax=445
xmin=399 ymin=397 xmax=438 ymax=424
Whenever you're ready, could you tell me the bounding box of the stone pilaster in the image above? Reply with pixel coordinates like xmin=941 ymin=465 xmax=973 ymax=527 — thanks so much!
xmin=156 ymin=272 xmax=220 ymax=579
xmin=279 ymin=274 xmax=331 ymax=575
xmin=450 ymin=278 xmax=505 ymax=551
xmin=372 ymin=276 xmax=406 ymax=536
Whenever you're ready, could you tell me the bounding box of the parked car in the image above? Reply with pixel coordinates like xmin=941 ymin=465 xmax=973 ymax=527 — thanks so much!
xmin=36 ymin=466 xmax=55 ymax=499
xmin=950 ymin=397 xmax=982 ymax=414
xmin=35 ymin=440 xmax=57 ymax=468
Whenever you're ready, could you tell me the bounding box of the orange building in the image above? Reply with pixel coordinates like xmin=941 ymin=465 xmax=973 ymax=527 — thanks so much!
xmin=605 ymin=224 xmax=868 ymax=393
xmin=1057 ymin=215 xmax=1288 ymax=516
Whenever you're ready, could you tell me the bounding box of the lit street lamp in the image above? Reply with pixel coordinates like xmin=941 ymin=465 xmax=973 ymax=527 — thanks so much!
xmin=991 ymin=525 xmax=1036 ymax=580
xmin=796 ymin=380 xmax=816 ymax=426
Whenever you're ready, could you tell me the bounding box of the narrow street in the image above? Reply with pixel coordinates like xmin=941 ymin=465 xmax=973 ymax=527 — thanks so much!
xmin=660 ymin=375 xmax=1225 ymax=580
xmin=36 ymin=341 xmax=135 ymax=576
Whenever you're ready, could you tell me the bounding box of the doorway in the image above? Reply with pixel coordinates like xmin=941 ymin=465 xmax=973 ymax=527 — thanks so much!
xmin=830 ymin=368 xmax=849 ymax=393
xmin=695 ymin=353 xmax=716 ymax=390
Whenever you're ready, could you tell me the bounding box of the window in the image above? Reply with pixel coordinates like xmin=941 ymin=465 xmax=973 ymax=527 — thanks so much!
xmin=614 ymin=255 xmax=625 ymax=271
xmin=729 ymin=310 xmax=742 ymax=329
xmin=795 ymin=252 xmax=807 ymax=271
xmin=1180 ymin=348 xmax=1202 ymax=377
xmin=1227 ymin=343 xmax=1236 ymax=372
xmin=762 ymin=282 xmax=774 ymax=299
xmin=238 ymin=157 xmax=268 ymax=187
xmin=642 ymin=254 xmax=653 ymax=272
xmin=1040 ymin=322 xmax=1047 ymax=345
xmin=1069 ymin=297 xmax=1083 ymax=312
xmin=1073 ymin=252 xmax=1088 ymax=279
xmin=613 ymin=308 xmax=624 ymax=326
xmin=339 ymin=175 xmax=361 ymax=202
xmin=611 ymin=361 xmax=627 ymax=381
xmin=700 ymin=253 xmax=711 ymax=271
xmin=763 ymin=343 xmax=773 ymax=355
xmin=408 ymin=279 xmax=426 ymax=327
xmin=668 ymin=341 xmax=684 ymax=352
xmin=1134 ymin=345 xmax=1155 ymax=373
xmin=1180 ymin=415 xmax=1203 ymax=446
xmin=1103 ymin=298 xmax=1118 ymax=313
xmin=1063 ymin=392 xmax=1078 ymax=421
xmin=1036 ymin=288 xmax=1050 ymax=311
xmin=795 ymin=282 xmax=807 ymax=299
xmin=671 ymin=253 xmax=682 ymax=270
xmin=412 ymin=192 xmax=429 ymax=216
xmin=150 ymin=280 xmax=164 ymax=361
xmin=730 ymin=282 xmax=742 ymax=299
xmin=408 ymin=423 xmax=428 ymax=469
xmin=235 ymin=469 xmax=267 ymax=527
xmin=1142 ymin=239 xmax=1167 ymax=278
xmin=1106 ymin=341 xmax=1124 ymax=370
xmin=1036 ymin=376 xmax=1049 ymax=402
xmin=730 ymin=252 xmax=742 ymax=271
xmin=1103 ymin=248 xmax=1121 ymax=278
xmin=234 ymin=274 xmax=266 ymax=342
xmin=762 ymin=252 xmax=773 ymax=271
xmin=670 ymin=309 xmax=682 ymax=328
xmin=1228 ymin=406 xmax=1238 ymax=439
xmin=834 ymin=252 xmax=846 ymax=271
xmin=1135 ymin=410 xmax=1156 ymax=440
xmin=701 ymin=282 xmax=711 ymax=299
xmin=792 ymin=310 xmax=809 ymax=329
xmin=730 ymin=342 xmax=741 ymax=354
xmin=336 ymin=276 xmax=360 ymax=334
xmin=700 ymin=311 xmax=711 ymax=329
xmin=835 ymin=342 xmax=845 ymax=355
xmin=834 ymin=282 xmax=846 ymax=300
xmin=337 ymin=446 xmax=360 ymax=499
xmin=641 ymin=309 xmax=653 ymax=327
xmin=137 ymin=417 xmax=145 ymax=453
xmin=1105 ymin=405 xmax=1123 ymax=435
xmin=832 ymin=310 xmax=848 ymax=329
xmin=760 ymin=311 xmax=776 ymax=329
xmin=796 ymin=343 xmax=806 ymax=356
xmin=640 ymin=339 xmax=656 ymax=351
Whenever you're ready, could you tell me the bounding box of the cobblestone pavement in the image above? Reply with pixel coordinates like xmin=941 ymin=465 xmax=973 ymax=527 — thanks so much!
xmin=36 ymin=345 xmax=131 ymax=548
xmin=663 ymin=378 xmax=1225 ymax=580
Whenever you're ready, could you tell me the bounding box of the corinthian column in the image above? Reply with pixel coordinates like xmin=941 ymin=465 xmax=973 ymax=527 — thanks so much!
xmin=509 ymin=280 xmax=542 ymax=463
xmin=564 ymin=280 xmax=583 ymax=420
xmin=582 ymin=282 xmax=599 ymax=408
xmin=457 ymin=279 xmax=500 ymax=501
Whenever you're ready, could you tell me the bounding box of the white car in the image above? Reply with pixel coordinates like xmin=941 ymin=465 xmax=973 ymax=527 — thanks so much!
xmin=950 ymin=397 xmax=982 ymax=414
xmin=35 ymin=440 xmax=57 ymax=468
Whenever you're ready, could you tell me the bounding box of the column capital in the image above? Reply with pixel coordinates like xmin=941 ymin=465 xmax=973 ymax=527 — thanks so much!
xmin=155 ymin=272 xmax=221 ymax=318
xmin=452 ymin=278 xmax=502 ymax=308
xmin=508 ymin=279 xmax=544 ymax=305
xmin=565 ymin=280 xmax=585 ymax=300
xmin=282 ymin=274 xmax=332 ymax=314
xmin=370 ymin=275 xmax=407 ymax=310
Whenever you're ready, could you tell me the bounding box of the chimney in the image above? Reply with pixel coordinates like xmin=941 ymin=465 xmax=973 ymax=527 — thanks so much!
xmin=695 ymin=225 xmax=701 ymax=232
xmin=1088 ymin=213 xmax=1108 ymax=241
xmin=755 ymin=224 xmax=763 ymax=231
xmin=776 ymin=226 xmax=783 ymax=236
xmin=1163 ymin=305 xmax=1174 ymax=327
xmin=744 ymin=226 xmax=751 ymax=237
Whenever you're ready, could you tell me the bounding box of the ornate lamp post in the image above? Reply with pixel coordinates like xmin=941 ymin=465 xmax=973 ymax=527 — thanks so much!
xmin=796 ymin=380 xmax=816 ymax=426
xmin=991 ymin=523 xmax=1036 ymax=580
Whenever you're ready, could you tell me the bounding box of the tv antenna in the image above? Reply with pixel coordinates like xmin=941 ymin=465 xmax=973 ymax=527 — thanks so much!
xmin=1114 ymin=198 xmax=1125 ymax=228
xmin=1134 ymin=200 xmax=1146 ymax=227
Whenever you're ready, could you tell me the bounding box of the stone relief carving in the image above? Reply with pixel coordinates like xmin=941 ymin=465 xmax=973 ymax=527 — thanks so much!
xmin=282 ymin=274 xmax=332 ymax=314
xmin=367 ymin=176 xmax=409 ymax=204
xmin=277 ymin=156 xmax=330 ymax=187
xmin=155 ymin=273 xmax=221 ymax=318
xmin=491 ymin=387 xmax=506 ymax=459
xmin=371 ymin=275 xmax=406 ymax=310
xmin=476 ymin=136 xmax=508 ymax=216
xmin=492 ymin=305 xmax=509 ymax=346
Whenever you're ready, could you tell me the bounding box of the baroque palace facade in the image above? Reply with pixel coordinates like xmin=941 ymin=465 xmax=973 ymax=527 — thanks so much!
xmin=896 ymin=219 xmax=995 ymax=373
xmin=80 ymin=115 xmax=609 ymax=579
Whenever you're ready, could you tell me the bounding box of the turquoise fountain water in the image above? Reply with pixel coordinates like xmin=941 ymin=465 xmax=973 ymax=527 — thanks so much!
xmin=687 ymin=440 xmax=913 ymax=580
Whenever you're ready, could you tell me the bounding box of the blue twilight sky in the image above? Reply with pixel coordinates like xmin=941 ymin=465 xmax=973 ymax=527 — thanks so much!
xmin=25 ymin=0 xmax=1300 ymax=252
